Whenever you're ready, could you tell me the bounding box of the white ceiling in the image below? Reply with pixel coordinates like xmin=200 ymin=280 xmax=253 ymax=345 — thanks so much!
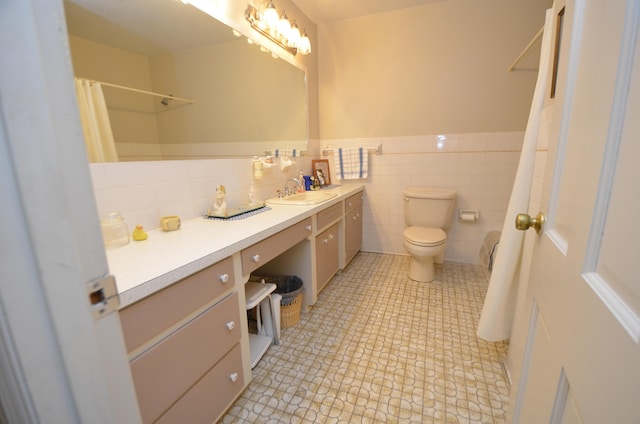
xmin=291 ymin=0 xmax=445 ymax=24
xmin=65 ymin=0 xmax=236 ymax=56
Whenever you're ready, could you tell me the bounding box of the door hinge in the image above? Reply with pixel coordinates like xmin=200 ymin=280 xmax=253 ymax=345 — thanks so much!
xmin=87 ymin=275 xmax=120 ymax=320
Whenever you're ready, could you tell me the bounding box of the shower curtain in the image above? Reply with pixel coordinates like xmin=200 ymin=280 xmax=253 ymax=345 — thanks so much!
xmin=74 ymin=78 xmax=118 ymax=162
xmin=476 ymin=9 xmax=553 ymax=342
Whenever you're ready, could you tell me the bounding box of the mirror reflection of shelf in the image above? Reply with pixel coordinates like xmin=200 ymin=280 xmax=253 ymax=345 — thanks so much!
xmin=77 ymin=78 xmax=194 ymax=108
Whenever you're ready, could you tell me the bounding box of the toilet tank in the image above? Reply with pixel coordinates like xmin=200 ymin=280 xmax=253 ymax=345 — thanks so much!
xmin=404 ymin=188 xmax=457 ymax=230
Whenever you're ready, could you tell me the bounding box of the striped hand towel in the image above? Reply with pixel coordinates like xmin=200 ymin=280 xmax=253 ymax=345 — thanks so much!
xmin=274 ymin=149 xmax=299 ymax=158
xmin=335 ymin=147 xmax=368 ymax=180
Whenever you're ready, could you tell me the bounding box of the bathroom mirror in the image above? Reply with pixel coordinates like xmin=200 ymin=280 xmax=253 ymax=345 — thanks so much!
xmin=64 ymin=0 xmax=308 ymax=161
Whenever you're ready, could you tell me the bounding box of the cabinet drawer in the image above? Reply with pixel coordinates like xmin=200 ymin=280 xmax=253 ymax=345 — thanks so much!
xmin=120 ymin=256 xmax=234 ymax=353
xmin=241 ymin=217 xmax=312 ymax=275
xmin=345 ymin=192 xmax=363 ymax=213
xmin=317 ymin=202 xmax=342 ymax=230
xmin=155 ymin=343 xmax=244 ymax=424
xmin=130 ymin=292 xmax=241 ymax=424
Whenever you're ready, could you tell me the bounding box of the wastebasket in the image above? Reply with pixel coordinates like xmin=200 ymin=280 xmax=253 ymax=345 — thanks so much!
xmin=250 ymin=275 xmax=303 ymax=328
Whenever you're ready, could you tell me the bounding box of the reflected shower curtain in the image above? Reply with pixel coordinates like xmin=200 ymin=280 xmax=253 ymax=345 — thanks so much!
xmin=74 ymin=78 xmax=118 ymax=162
xmin=476 ymin=9 xmax=553 ymax=341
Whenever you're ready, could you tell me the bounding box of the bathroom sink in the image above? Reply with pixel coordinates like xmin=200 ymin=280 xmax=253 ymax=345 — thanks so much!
xmin=267 ymin=191 xmax=337 ymax=206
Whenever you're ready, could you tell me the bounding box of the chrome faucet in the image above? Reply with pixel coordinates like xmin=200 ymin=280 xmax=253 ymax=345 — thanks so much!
xmin=283 ymin=177 xmax=303 ymax=196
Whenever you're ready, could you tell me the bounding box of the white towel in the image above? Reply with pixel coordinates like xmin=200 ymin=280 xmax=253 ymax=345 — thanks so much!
xmin=334 ymin=147 xmax=368 ymax=180
xmin=280 ymin=156 xmax=295 ymax=171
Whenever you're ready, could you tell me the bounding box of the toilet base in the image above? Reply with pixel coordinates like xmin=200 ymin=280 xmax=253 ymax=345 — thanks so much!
xmin=408 ymin=255 xmax=436 ymax=282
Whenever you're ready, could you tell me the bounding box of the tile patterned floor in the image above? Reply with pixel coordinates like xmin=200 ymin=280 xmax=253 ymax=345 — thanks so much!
xmin=221 ymin=252 xmax=510 ymax=423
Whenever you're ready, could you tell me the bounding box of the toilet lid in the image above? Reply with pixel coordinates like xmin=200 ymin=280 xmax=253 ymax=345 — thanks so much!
xmin=404 ymin=227 xmax=446 ymax=246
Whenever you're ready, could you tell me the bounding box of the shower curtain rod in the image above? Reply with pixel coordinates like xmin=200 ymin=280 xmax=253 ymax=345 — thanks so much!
xmin=78 ymin=78 xmax=194 ymax=104
xmin=507 ymin=26 xmax=544 ymax=71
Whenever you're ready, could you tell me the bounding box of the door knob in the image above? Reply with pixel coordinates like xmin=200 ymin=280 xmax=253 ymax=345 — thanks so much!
xmin=515 ymin=212 xmax=545 ymax=234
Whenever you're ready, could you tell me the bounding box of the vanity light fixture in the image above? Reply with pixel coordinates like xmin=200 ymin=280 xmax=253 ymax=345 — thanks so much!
xmin=245 ymin=2 xmax=311 ymax=56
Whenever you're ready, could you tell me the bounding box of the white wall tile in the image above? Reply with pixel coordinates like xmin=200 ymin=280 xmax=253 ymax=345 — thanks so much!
xmin=90 ymin=131 xmax=524 ymax=263
xmin=353 ymin=131 xmax=524 ymax=263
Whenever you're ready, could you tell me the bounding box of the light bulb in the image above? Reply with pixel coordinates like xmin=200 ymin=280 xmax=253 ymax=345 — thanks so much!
xmin=277 ymin=11 xmax=291 ymax=39
xmin=298 ymin=31 xmax=311 ymax=55
xmin=288 ymin=22 xmax=301 ymax=48
xmin=262 ymin=1 xmax=279 ymax=29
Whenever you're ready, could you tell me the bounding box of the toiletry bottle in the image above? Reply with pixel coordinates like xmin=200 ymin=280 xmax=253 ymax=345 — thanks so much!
xmin=303 ymin=175 xmax=312 ymax=191
xmin=249 ymin=181 xmax=257 ymax=205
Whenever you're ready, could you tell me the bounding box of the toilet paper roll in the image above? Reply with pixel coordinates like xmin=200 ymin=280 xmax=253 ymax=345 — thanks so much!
xmin=459 ymin=211 xmax=478 ymax=223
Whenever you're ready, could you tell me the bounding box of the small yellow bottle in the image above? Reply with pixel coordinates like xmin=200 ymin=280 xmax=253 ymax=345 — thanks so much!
xmin=132 ymin=225 xmax=148 ymax=241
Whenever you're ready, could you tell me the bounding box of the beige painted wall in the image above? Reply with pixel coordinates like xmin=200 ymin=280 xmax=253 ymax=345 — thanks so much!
xmin=196 ymin=0 xmax=319 ymax=139
xmin=150 ymin=39 xmax=306 ymax=144
xmin=70 ymin=35 xmax=160 ymax=148
xmin=317 ymin=0 xmax=551 ymax=139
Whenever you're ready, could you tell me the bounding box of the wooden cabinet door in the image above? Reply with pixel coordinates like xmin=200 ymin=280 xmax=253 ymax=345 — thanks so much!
xmin=315 ymin=223 xmax=339 ymax=293
xmin=345 ymin=205 xmax=363 ymax=264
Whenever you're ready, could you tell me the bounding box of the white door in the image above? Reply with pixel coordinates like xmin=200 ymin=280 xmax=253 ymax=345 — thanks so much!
xmin=512 ymin=0 xmax=640 ymax=422
xmin=0 ymin=0 xmax=140 ymax=422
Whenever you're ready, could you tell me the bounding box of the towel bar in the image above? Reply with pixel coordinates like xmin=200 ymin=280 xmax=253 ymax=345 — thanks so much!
xmin=321 ymin=144 xmax=381 ymax=156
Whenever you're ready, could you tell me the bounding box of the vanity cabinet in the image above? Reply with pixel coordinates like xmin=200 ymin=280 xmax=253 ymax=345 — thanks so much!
xmin=315 ymin=222 xmax=340 ymax=293
xmin=154 ymin=344 xmax=243 ymax=424
xmin=119 ymin=256 xmax=234 ymax=353
xmin=316 ymin=202 xmax=342 ymax=231
xmin=241 ymin=217 xmax=312 ymax=275
xmin=112 ymin=185 xmax=365 ymax=422
xmin=119 ymin=257 xmax=243 ymax=424
xmin=344 ymin=192 xmax=363 ymax=265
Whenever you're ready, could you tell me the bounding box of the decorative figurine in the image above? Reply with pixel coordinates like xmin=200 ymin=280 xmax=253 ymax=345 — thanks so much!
xmin=213 ymin=185 xmax=227 ymax=213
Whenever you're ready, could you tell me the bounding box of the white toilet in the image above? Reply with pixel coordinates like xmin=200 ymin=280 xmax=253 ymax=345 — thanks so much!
xmin=403 ymin=187 xmax=457 ymax=282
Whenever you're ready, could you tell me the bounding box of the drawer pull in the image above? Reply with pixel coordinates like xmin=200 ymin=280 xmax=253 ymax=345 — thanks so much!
xmin=219 ymin=273 xmax=230 ymax=283
xmin=352 ymin=215 xmax=357 ymax=220
xmin=328 ymin=234 xmax=334 ymax=241
xmin=348 ymin=202 xmax=352 ymax=207
xmin=322 ymin=238 xmax=328 ymax=244
xmin=225 ymin=321 xmax=235 ymax=331
xmin=305 ymin=224 xmax=312 ymax=232
xmin=229 ymin=372 xmax=239 ymax=383
xmin=252 ymin=254 xmax=260 ymax=263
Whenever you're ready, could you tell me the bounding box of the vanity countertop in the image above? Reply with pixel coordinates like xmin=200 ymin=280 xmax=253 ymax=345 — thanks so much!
xmin=108 ymin=185 xmax=364 ymax=308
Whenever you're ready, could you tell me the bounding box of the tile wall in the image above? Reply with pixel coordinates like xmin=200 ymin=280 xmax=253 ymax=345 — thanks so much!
xmin=89 ymin=131 xmax=523 ymax=264
xmin=89 ymin=157 xmax=310 ymax=233
xmin=329 ymin=131 xmax=524 ymax=263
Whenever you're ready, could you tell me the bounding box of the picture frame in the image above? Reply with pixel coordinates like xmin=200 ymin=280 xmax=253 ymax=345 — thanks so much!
xmin=311 ymin=159 xmax=331 ymax=186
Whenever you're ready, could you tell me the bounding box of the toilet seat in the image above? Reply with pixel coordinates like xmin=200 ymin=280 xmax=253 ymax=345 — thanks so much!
xmin=404 ymin=227 xmax=446 ymax=247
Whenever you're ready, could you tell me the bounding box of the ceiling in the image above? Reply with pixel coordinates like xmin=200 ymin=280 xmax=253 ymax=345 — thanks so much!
xmin=291 ymin=0 xmax=445 ymax=24
xmin=65 ymin=0 xmax=237 ymax=56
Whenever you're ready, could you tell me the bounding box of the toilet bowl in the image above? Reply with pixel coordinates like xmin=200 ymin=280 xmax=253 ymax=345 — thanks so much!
xmin=403 ymin=227 xmax=447 ymax=282
xmin=403 ymin=188 xmax=456 ymax=282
